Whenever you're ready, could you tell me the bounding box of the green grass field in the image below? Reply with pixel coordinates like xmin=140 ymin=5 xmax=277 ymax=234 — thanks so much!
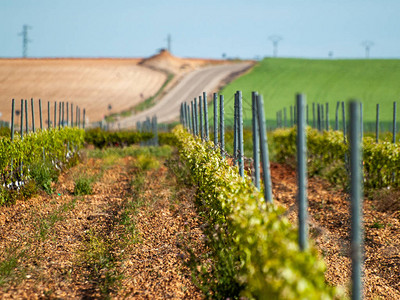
xmin=215 ymin=58 xmax=400 ymax=129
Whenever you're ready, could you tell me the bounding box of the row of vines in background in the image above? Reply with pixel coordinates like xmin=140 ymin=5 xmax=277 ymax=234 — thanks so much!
xmin=0 ymin=125 xmax=177 ymax=206
xmin=271 ymin=127 xmax=400 ymax=190
xmin=205 ymin=120 xmax=400 ymax=191
xmin=0 ymin=98 xmax=88 ymax=205
xmin=274 ymin=100 xmax=400 ymax=141
xmin=84 ymin=128 xmax=177 ymax=148
xmin=212 ymin=128 xmax=399 ymax=192
xmin=0 ymin=127 xmax=84 ymax=205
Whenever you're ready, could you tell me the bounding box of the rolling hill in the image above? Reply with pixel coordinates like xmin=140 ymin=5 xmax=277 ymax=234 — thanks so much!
xmin=219 ymin=58 xmax=400 ymax=128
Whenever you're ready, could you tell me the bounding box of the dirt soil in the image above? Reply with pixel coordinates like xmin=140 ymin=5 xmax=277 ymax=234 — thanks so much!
xmin=269 ymin=162 xmax=400 ymax=299
xmin=1 ymin=145 xmax=397 ymax=298
xmin=0 ymin=58 xmax=166 ymax=123
xmin=0 ymin=151 xmax=204 ymax=299
xmin=0 ymin=52 xmax=235 ymax=124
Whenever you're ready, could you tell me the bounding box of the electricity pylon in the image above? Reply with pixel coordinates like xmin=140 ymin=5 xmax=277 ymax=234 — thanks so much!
xmin=166 ymin=34 xmax=171 ymax=53
xmin=268 ymin=35 xmax=282 ymax=58
xmin=361 ymin=40 xmax=374 ymax=59
xmin=18 ymin=24 xmax=32 ymax=58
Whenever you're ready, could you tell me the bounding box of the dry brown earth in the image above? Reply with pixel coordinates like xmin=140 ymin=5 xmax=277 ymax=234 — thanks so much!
xmin=0 ymin=58 xmax=165 ymax=123
xmin=0 ymin=150 xmax=204 ymax=298
xmin=0 ymin=52 xmax=239 ymax=125
xmin=269 ymin=162 xmax=400 ymax=299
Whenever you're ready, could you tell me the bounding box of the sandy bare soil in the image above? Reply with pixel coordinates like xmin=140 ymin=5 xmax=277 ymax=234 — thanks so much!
xmin=0 ymin=58 xmax=167 ymax=123
xmin=0 ymin=52 xmax=241 ymax=125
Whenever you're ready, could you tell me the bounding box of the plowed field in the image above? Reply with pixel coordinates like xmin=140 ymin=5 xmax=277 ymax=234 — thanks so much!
xmin=0 ymin=58 xmax=166 ymax=123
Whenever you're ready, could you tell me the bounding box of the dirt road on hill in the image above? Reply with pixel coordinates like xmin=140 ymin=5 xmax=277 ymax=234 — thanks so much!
xmin=116 ymin=62 xmax=253 ymax=128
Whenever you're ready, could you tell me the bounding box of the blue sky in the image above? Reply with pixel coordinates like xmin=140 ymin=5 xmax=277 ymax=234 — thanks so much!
xmin=1 ymin=0 xmax=399 ymax=59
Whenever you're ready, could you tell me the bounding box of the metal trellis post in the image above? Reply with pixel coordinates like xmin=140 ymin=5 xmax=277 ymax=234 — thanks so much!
xmin=71 ymin=103 xmax=73 ymax=128
xmin=312 ymin=102 xmax=316 ymax=129
xmin=54 ymin=101 xmax=57 ymax=130
xmin=188 ymin=103 xmax=192 ymax=133
xmin=393 ymin=102 xmax=397 ymax=144
xmin=326 ymin=102 xmax=329 ymax=130
xmin=342 ymin=101 xmax=346 ymax=143
xmin=20 ymin=100 xmax=24 ymax=139
xmin=234 ymin=92 xmax=238 ymax=163
xmin=376 ymin=103 xmax=380 ymax=143
xmin=191 ymin=101 xmax=195 ymax=136
xmin=39 ymin=99 xmax=43 ymax=130
xmin=321 ymin=104 xmax=325 ymax=131
xmin=284 ymin=107 xmax=287 ymax=128
xmin=199 ymin=96 xmax=203 ymax=141
xmin=194 ymin=98 xmax=198 ymax=137
xmin=11 ymin=99 xmax=15 ymax=141
xmin=290 ymin=105 xmax=293 ymax=127
xmin=25 ymin=99 xmax=28 ymax=133
xmin=349 ymin=101 xmax=363 ymax=300
xmin=203 ymin=92 xmax=209 ymax=141
xmin=59 ymin=102 xmax=62 ymax=128
xmin=296 ymin=94 xmax=308 ymax=251
xmin=48 ymin=101 xmax=51 ymax=129
xmin=256 ymin=94 xmax=273 ymax=203
xmin=66 ymin=101 xmax=69 ymax=127
xmin=336 ymin=101 xmax=340 ymax=131
xmin=62 ymin=102 xmax=65 ymax=127
xmin=252 ymin=92 xmax=260 ymax=189
xmin=220 ymin=94 xmax=225 ymax=157
xmin=317 ymin=103 xmax=321 ymax=132
xmin=213 ymin=93 xmax=218 ymax=146
xmin=31 ymin=98 xmax=35 ymax=132
xmin=238 ymin=91 xmax=244 ymax=177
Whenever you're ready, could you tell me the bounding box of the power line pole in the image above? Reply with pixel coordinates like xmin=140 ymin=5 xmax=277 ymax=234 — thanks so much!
xmin=18 ymin=24 xmax=32 ymax=58
xmin=167 ymin=34 xmax=171 ymax=53
xmin=268 ymin=35 xmax=282 ymax=58
xmin=361 ymin=40 xmax=374 ymax=59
